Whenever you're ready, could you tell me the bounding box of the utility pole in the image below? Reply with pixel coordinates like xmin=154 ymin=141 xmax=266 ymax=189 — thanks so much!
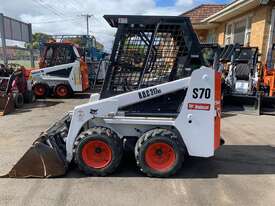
xmin=81 ymin=14 xmax=92 ymax=35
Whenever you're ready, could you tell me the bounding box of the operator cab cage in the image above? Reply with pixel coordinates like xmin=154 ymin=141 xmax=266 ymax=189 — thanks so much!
xmin=101 ymin=15 xmax=204 ymax=98
xmin=233 ymin=47 xmax=259 ymax=64
xmin=200 ymin=43 xmax=221 ymax=67
xmin=233 ymin=47 xmax=259 ymax=81
xmin=219 ymin=44 xmax=241 ymax=63
xmin=42 ymin=42 xmax=79 ymax=68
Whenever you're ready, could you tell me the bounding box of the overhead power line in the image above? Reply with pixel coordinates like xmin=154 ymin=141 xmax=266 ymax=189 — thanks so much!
xmin=81 ymin=14 xmax=93 ymax=35
xmin=32 ymin=0 xmax=65 ymax=17
xmin=40 ymin=0 xmax=67 ymax=16
xmin=31 ymin=17 xmax=82 ymax=24
xmin=91 ymin=15 xmax=103 ymax=25
xmin=66 ymin=0 xmax=82 ymax=12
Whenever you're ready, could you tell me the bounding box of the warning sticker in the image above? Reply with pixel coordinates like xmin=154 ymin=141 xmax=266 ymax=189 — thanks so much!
xmin=188 ymin=103 xmax=211 ymax=111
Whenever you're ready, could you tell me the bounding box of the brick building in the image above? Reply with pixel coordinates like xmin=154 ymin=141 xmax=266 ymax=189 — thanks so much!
xmin=182 ymin=0 xmax=275 ymax=65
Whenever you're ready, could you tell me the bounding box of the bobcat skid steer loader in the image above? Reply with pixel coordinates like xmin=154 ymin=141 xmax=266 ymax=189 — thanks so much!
xmin=3 ymin=15 xmax=222 ymax=178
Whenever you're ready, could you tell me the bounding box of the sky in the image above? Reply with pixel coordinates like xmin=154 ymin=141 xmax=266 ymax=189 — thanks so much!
xmin=0 ymin=0 xmax=231 ymax=51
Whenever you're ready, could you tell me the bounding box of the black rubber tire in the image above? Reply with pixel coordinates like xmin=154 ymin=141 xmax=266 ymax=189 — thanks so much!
xmin=33 ymin=83 xmax=49 ymax=98
xmin=135 ymin=128 xmax=186 ymax=178
xmin=74 ymin=127 xmax=123 ymax=176
xmin=53 ymin=84 xmax=71 ymax=98
xmin=13 ymin=93 xmax=24 ymax=108
xmin=24 ymin=90 xmax=36 ymax=103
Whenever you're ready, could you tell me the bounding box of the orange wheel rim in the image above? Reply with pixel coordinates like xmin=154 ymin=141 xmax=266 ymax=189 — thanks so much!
xmin=145 ymin=142 xmax=176 ymax=172
xmin=34 ymin=85 xmax=45 ymax=96
xmin=82 ymin=140 xmax=112 ymax=169
xmin=56 ymin=86 xmax=68 ymax=97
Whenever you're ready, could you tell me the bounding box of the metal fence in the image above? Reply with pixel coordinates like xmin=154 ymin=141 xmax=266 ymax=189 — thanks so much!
xmin=0 ymin=47 xmax=39 ymax=67
xmin=0 ymin=13 xmax=35 ymax=67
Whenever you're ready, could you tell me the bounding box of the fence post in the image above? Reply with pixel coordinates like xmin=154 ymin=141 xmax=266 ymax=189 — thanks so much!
xmin=28 ymin=23 xmax=34 ymax=68
xmin=0 ymin=13 xmax=8 ymax=65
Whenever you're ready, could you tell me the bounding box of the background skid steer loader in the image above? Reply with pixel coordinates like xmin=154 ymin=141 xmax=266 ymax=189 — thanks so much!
xmin=0 ymin=65 xmax=15 ymax=116
xmin=218 ymin=45 xmax=275 ymax=115
xmin=3 ymin=15 xmax=221 ymax=178
xmin=221 ymin=46 xmax=261 ymax=114
xmin=30 ymin=41 xmax=90 ymax=98
xmin=0 ymin=64 xmax=35 ymax=116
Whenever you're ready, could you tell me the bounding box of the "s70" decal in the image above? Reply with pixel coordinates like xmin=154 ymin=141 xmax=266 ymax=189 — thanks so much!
xmin=192 ymin=88 xmax=211 ymax=99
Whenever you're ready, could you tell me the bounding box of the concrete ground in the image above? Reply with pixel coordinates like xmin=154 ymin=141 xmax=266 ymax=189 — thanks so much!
xmin=0 ymin=95 xmax=275 ymax=206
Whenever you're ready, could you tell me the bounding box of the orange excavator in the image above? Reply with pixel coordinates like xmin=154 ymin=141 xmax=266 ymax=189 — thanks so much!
xmin=262 ymin=64 xmax=275 ymax=97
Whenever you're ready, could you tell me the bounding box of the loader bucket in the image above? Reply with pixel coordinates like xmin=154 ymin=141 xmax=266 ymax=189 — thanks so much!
xmin=5 ymin=141 xmax=67 ymax=178
xmin=2 ymin=113 xmax=71 ymax=178
xmin=261 ymin=96 xmax=275 ymax=115
xmin=222 ymin=94 xmax=260 ymax=115
xmin=0 ymin=94 xmax=14 ymax=116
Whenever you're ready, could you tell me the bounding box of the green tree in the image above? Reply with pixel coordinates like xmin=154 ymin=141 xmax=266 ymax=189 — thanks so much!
xmin=25 ymin=33 xmax=53 ymax=49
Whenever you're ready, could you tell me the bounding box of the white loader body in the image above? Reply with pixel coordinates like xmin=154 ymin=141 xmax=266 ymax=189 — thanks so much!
xmin=31 ymin=60 xmax=83 ymax=92
xmin=65 ymin=67 xmax=221 ymax=162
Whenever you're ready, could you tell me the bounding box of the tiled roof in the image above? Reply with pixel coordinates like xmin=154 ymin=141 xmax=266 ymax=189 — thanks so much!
xmin=181 ymin=4 xmax=226 ymax=23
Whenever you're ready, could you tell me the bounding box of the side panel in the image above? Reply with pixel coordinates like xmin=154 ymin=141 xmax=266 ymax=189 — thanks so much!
xmin=175 ymin=68 xmax=216 ymax=157
xmin=31 ymin=62 xmax=76 ymax=78
xmin=69 ymin=61 xmax=82 ymax=92
xmin=214 ymin=72 xmax=221 ymax=150
xmin=31 ymin=62 xmax=80 ymax=92
xmin=80 ymin=59 xmax=89 ymax=91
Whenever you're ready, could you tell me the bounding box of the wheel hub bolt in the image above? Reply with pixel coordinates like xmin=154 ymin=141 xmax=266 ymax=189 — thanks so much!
xmin=95 ymin=147 xmax=102 ymax=153
xmin=156 ymin=148 xmax=163 ymax=156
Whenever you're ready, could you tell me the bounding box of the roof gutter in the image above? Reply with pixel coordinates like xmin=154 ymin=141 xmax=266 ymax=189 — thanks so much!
xmin=192 ymin=22 xmax=219 ymax=30
xmin=202 ymin=0 xmax=265 ymax=23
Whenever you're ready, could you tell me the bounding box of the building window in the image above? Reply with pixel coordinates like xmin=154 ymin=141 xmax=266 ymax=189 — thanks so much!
xmin=234 ymin=20 xmax=246 ymax=44
xmin=207 ymin=30 xmax=216 ymax=43
xmin=225 ymin=16 xmax=252 ymax=45
xmin=225 ymin=24 xmax=233 ymax=44
xmin=245 ymin=17 xmax=252 ymax=45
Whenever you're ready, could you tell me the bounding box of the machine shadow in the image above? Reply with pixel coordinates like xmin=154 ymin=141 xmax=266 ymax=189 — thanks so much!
xmin=66 ymin=145 xmax=275 ymax=179
xmin=9 ymin=100 xmax=64 ymax=115
xmin=221 ymin=113 xmax=238 ymax=119
xmin=64 ymin=93 xmax=91 ymax=99
xmin=28 ymin=100 xmax=64 ymax=108
xmin=175 ymin=145 xmax=275 ymax=179
xmin=50 ymin=93 xmax=91 ymax=100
